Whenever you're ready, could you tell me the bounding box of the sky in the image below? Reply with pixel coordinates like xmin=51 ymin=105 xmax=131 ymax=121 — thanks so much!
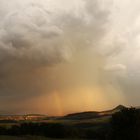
xmin=0 ymin=0 xmax=140 ymax=116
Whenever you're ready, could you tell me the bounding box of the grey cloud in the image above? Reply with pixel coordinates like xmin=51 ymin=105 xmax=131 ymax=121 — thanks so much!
xmin=0 ymin=0 xmax=109 ymax=102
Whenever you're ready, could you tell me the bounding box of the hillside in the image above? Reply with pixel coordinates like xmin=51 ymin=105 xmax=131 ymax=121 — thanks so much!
xmin=59 ymin=105 xmax=126 ymax=120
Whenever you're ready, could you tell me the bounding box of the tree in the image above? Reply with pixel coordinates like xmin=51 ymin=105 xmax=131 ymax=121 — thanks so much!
xmin=110 ymin=107 xmax=140 ymax=140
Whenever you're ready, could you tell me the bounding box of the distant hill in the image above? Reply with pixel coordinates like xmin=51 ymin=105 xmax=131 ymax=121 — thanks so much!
xmin=61 ymin=111 xmax=99 ymax=120
xmin=99 ymin=105 xmax=126 ymax=116
xmin=59 ymin=105 xmax=127 ymax=120
xmin=113 ymin=105 xmax=126 ymax=110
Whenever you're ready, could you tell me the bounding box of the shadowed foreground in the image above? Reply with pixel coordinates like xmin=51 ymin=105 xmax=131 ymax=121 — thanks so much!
xmin=0 ymin=136 xmax=83 ymax=140
xmin=0 ymin=107 xmax=140 ymax=140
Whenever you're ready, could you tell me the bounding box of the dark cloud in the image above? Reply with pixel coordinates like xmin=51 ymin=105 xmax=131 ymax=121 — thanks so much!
xmin=0 ymin=0 xmax=115 ymax=114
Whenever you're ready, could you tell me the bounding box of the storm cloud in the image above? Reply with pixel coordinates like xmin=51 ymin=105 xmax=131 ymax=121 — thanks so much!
xmin=0 ymin=0 xmax=140 ymax=115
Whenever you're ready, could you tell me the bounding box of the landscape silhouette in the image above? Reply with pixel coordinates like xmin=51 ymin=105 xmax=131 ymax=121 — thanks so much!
xmin=0 ymin=106 xmax=139 ymax=140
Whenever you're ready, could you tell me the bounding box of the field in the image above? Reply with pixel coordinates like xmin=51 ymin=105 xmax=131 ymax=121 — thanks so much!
xmin=0 ymin=116 xmax=110 ymax=140
xmin=0 ymin=136 xmax=84 ymax=140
